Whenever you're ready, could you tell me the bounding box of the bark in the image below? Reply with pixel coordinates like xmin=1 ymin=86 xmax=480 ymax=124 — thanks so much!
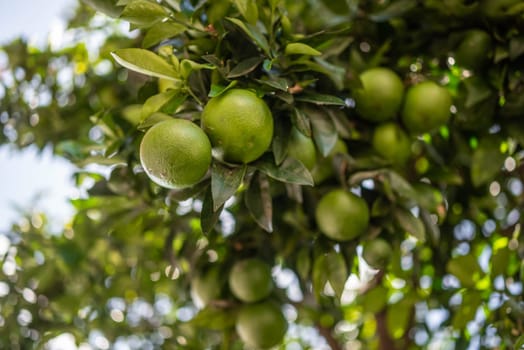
xmin=316 ymin=324 xmax=343 ymax=350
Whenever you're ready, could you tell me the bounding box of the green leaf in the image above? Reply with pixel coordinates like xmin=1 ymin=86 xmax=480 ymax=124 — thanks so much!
xmin=190 ymin=305 xmax=237 ymax=330
xmin=463 ymin=76 xmax=493 ymax=108
xmin=121 ymin=0 xmax=168 ymax=27
xmin=471 ymin=137 xmax=505 ymax=187
xmin=208 ymin=80 xmax=238 ymax=98
xmin=451 ymin=290 xmax=481 ymax=329
xmin=308 ymin=107 xmax=337 ymax=157
xmin=255 ymin=77 xmax=289 ymax=92
xmin=359 ymin=285 xmax=388 ymax=313
xmin=272 ymin=118 xmax=288 ymax=166
xmin=227 ymin=56 xmax=264 ymax=78
xmin=201 ymin=186 xmax=223 ymax=234
xmin=226 ymin=17 xmax=271 ymax=57
xmin=111 ymin=48 xmax=179 ymax=80
xmin=291 ymin=108 xmax=312 ymax=137
xmin=447 ymin=254 xmax=482 ymax=288
xmin=255 ymin=156 xmax=314 ymax=186
xmin=312 ymin=252 xmax=347 ymax=300
xmin=312 ymin=254 xmax=328 ymax=300
xmin=295 ymin=93 xmax=345 ymax=106
xmin=142 ymin=21 xmax=186 ymax=48
xmin=211 ymin=163 xmax=246 ymax=211
xmin=81 ymin=0 xmax=123 ymax=17
xmin=393 ymin=207 xmax=426 ymax=242
xmin=491 ymin=246 xmax=510 ymax=278
xmin=180 ymin=59 xmax=214 ymax=79
xmin=231 ymin=0 xmax=258 ymax=25
xmin=77 ymin=155 xmax=127 ymax=167
xmin=137 ymin=112 xmax=173 ymax=131
xmin=141 ymin=89 xmax=179 ymax=121
xmin=285 ymin=43 xmax=322 ymax=56
xmin=369 ymin=0 xmax=417 ymax=22
xmin=296 ymin=247 xmax=311 ymax=281
xmin=516 ymin=335 xmax=524 ymax=350
xmin=383 ymin=169 xmax=417 ymax=200
xmin=245 ymin=172 xmax=273 ymax=232
xmin=386 ymin=299 xmax=413 ymax=339
xmin=509 ymin=36 xmax=524 ymax=61
xmin=324 ymin=251 xmax=348 ymax=299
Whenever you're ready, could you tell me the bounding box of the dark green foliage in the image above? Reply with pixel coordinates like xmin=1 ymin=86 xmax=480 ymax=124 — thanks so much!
xmin=1 ymin=0 xmax=524 ymax=349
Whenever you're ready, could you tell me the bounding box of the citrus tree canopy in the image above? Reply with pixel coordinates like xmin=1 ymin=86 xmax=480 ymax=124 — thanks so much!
xmin=1 ymin=0 xmax=524 ymax=349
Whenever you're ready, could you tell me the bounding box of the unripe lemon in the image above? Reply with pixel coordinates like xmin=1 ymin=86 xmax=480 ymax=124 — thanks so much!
xmin=228 ymin=258 xmax=273 ymax=303
xmin=287 ymin=127 xmax=317 ymax=170
xmin=362 ymin=238 xmax=393 ymax=269
xmin=201 ymin=89 xmax=274 ymax=163
xmin=353 ymin=67 xmax=404 ymax=122
xmin=139 ymin=118 xmax=212 ymax=189
xmin=315 ymin=189 xmax=370 ymax=241
xmin=401 ymin=81 xmax=452 ymax=134
xmin=236 ymin=301 xmax=288 ymax=349
xmin=372 ymin=122 xmax=412 ymax=165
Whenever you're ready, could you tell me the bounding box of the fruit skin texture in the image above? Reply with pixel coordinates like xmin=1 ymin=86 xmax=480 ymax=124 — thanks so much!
xmin=372 ymin=122 xmax=411 ymax=165
xmin=228 ymin=258 xmax=273 ymax=303
xmin=287 ymin=127 xmax=317 ymax=170
xmin=353 ymin=67 xmax=405 ymax=122
xmin=201 ymin=89 xmax=274 ymax=164
xmin=139 ymin=118 xmax=212 ymax=189
xmin=401 ymin=81 xmax=452 ymax=134
xmin=311 ymin=138 xmax=348 ymax=184
xmin=236 ymin=301 xmax=288 ymax=349
xmin=315 ymin=189 xmax=370 ymax=241
xmin=362 ymin=238 xmax=393 ymax=269
xmin=454 ymin=30 xmax=492 ymax=71
xmin=190 ymin=267 xmax=222 ymax=308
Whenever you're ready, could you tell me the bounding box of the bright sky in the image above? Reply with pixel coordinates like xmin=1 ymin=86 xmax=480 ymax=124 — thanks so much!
xmin=0 ymin=0 xmax=78 ymax=232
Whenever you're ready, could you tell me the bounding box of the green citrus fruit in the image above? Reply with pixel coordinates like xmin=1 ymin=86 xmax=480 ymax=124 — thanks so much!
xmin=190 ymin=267 xmax=222 ymax=307
xmin=139 ymin=117 xmax=212 ymax=189
xmin=372 ymin=122 xmax=412 ymax=165
xmin=236 ymin=301 xmax=288 ymax=349
xmin=228 ymin=258 xmax=273 ymax=303
xmin=287 ymin=127 xmax=317 ymax=170
xmin=401 ymin=81 xmax=452 ymax=134
xmin=315 ymin=189 xmax=369 ymax=241
xmin=311 ymin=138 xmax=348 ymax=183
xmin=353 ymin=67 xmax=405 ymax=122
xmin=362 ymin=238 xmax=393 ymax=269
xmin=455 ymin=30 xmax=492 ymax=70
xmin=201 ymin=89 xmax=274 ymax=163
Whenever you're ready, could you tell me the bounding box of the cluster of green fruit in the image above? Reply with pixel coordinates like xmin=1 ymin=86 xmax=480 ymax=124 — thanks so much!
xmin=190 ymin=258 xmax=287 ymax=349
xmin=139 ymin=89 xmax=274 ymax=189
xmin=354 ymin=67 xmax=452 ymax=166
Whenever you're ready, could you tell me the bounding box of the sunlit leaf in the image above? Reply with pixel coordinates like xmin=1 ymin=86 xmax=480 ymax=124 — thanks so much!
xmin=142 ymin=21 xmax=187 ymax=48
xmin=285 ymin=43 xmax=322 ymax=56
xmin=121 ymin=0 xmax=168 ymax=26
xmin=111 ymin=48 xmax=179 ymax=80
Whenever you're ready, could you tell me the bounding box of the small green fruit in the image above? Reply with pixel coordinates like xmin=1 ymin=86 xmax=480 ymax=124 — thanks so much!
xmin=401 ymin=81 xmax=452 ymax=134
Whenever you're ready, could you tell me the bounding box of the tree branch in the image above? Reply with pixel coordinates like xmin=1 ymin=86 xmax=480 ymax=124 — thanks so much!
xmin=316 ymin=324 xmax=343 ymax=350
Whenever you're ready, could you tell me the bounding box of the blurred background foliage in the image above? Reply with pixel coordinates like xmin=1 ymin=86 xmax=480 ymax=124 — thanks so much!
xmin=1 ymin=0 xmax=524 ymax=349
